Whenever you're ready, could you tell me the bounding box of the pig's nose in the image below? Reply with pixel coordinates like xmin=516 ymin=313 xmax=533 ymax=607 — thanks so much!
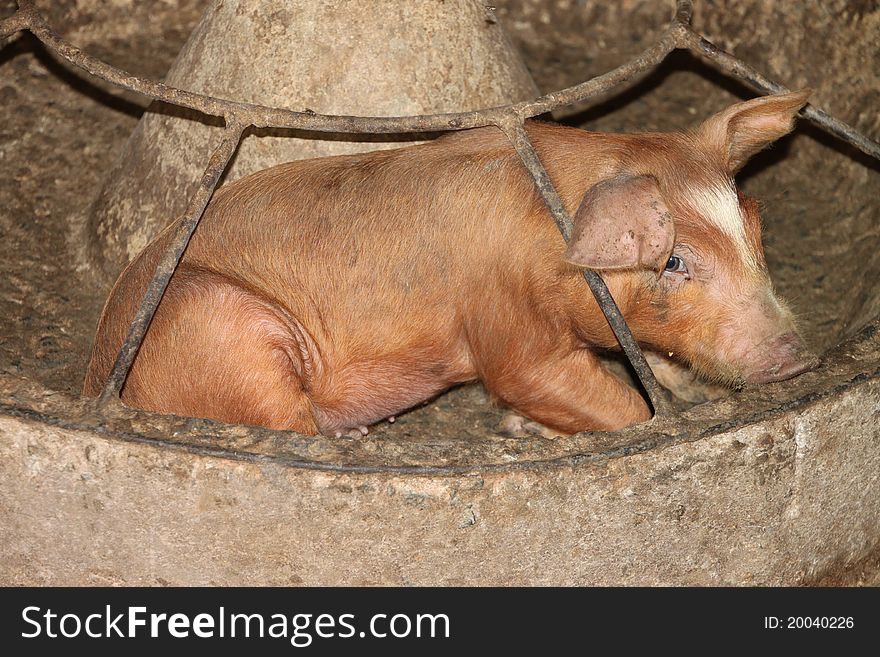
xmin=747 ymin=332 xmax=820 ymax=384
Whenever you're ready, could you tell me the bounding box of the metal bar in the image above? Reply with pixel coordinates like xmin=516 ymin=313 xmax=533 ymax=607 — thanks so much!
xmin=0 ymin=3 xmax=33 ymax=39
xmin=674 ymin=0 xmax=694 ymax=25
xmin=6 ymin=1 xmax=875 ymax=157
xmin=98 ymin=121 xmax=246 ymax=405
xmin=10 ymin=0 xmax=672 ymax=133
xmin=674 ymin=26 xmax=880 ymax=161
xmin=497 ymin=118 xmax=675 ymax=419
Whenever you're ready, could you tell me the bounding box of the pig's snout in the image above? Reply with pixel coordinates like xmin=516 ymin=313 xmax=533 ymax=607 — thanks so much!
xmin=745 ymin=331 xmax=819 ymax=384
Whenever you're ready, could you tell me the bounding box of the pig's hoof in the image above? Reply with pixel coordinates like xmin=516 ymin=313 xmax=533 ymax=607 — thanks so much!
xmin=497 ymin=412 xmax=561 ymax=439
xmin=644 ymin=351 xmax=727 ymax=404
xmin=497 ymin=412 xmax=527 ymax=437
xmin=333 ymin=426 xmax=369 ymax=439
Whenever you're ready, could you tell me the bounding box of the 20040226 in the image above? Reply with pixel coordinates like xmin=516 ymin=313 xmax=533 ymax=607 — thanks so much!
xmin=764 ymin=617 xmax=854 ymax=629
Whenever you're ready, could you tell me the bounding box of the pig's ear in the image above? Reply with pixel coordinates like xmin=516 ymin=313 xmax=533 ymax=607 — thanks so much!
xmin=564 ymin=174 xmax=674 ymax=272
xmin=696 ymin=89 xmax=811 ymax=173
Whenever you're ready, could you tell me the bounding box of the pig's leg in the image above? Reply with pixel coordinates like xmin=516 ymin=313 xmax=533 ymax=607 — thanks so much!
xmin=121 ymin=269 xmax=320 ymax=434
xmin=483 ymin=347 xmax=651 ymax=434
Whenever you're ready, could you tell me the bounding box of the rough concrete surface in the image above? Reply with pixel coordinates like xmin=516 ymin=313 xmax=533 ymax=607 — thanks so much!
xmin=0 ymin=0 xmax=878 ymax=585
xmin=1 ymin=373 xmax=878 ymax=586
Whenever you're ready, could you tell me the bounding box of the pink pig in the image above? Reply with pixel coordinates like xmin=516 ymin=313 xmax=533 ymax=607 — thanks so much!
xmin=84 ymin=90 xmax=817 ymax=436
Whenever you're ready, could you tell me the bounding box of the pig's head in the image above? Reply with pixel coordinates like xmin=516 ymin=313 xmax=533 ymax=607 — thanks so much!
xmin=565 ymin=90 xmax=818 ymax=387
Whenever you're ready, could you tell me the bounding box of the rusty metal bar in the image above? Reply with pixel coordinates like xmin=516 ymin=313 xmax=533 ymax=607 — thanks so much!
xmin=10 ymin=0 xmax=876 ymax=162
xmin=15 ymin=0 xmax=673 ymax=132
xmin=0 ymin=1 xmax=33 ymax=39
xmin=6 ymin=0 xmax=875 ymax=155
xmin=98 ymin=121 xmax=246 ymax=406
xmin=11 ymin=0 xmax=681 ymax=133
xmin=498 ymin=117 xmax=675 ymax=419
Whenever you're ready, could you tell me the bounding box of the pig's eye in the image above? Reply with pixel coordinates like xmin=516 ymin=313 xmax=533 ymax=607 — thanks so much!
xmin=664 ymin=255 xmax=688 ymax=275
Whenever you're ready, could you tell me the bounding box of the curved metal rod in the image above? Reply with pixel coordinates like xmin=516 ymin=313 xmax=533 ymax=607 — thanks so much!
xmin=0 ymin=1 xmax=32 ymax=39
xmin=6 ymin=0 xmax=876 ymax=154
xmin=9 ymin=0 xmax=679 ymax=132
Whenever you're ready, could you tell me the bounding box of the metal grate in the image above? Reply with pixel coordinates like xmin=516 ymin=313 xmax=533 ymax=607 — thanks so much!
xmin=2 ymin=0 xmax=879 ymax=435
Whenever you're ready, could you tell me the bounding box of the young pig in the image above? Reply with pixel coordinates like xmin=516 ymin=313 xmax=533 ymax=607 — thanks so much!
xmin=83 ymin=90 xmax=817 ymax=437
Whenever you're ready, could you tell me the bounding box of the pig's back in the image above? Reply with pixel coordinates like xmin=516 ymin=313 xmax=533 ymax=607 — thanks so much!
xmin=179 ymin=128 xmax=544 ymax=338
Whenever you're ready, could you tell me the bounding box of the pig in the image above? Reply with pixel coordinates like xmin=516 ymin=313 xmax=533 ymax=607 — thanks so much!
xmin=83 ymin=90 xmax=817 ymax=437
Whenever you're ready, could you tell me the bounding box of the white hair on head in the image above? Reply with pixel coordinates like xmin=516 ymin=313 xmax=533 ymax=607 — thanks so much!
xmin=690 ymin=180 xmax=759 ymax=272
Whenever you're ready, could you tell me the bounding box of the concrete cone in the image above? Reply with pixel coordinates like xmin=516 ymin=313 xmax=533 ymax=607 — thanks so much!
xmin=84 ymin=0 xmax=538 ymax=281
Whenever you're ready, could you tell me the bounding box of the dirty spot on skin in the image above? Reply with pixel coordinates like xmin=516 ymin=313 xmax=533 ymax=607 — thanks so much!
xmin=483 ymin=158 xmax=504 ymax=173
xmin=651 ymin=296 xmax=670 ymax=323
xmin=650 ymin=200 xmax=672 ymax=228
xmin=656 ymin=208 xmax=672 ymax=228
